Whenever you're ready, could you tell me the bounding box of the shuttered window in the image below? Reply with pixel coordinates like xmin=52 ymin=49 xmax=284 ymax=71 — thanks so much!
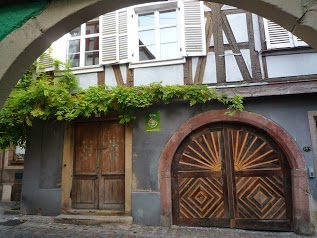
xmin=129 ymin=0 xmax=206 ymax=65
xmin=263 ymin=18 xmax=308 ymax=49
xmin=55 ymin=0 xmax=206 ymax=67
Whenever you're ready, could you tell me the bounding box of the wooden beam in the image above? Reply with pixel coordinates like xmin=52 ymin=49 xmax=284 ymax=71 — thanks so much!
xmin=209 ymin=43 xmax=250 ymax=52
xmin=221 ymin=13 xmax=252 ymax=81
xmin=112 ymin=65 xmax=124 ymax=86
xmin=211 ymin=3 xmax=226 ymax=83
xmin=215 ymin=79 xmax=317 ymax=98
xmin=246 ymin=13 xmax=262 ymax=80
xmin=126 ymin=65 xmax=134 ymax=87
xmin=183 ymin=58 xmax=193 ymax=85
xmin=97 ymin=70 xmax=105 ymax=85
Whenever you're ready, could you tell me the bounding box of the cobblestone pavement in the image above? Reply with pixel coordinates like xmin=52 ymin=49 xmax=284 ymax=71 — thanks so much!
xmin=0 ymin=202 xmax=314 ymax=238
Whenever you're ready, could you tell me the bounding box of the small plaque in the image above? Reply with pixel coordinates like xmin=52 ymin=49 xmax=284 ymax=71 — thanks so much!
xmin=145 ymin=111 xmax=160 ymax=132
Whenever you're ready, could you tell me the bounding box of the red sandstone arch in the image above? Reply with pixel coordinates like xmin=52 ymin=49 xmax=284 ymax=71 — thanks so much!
xmin=158 ymin=110 xmax=311 ymax=234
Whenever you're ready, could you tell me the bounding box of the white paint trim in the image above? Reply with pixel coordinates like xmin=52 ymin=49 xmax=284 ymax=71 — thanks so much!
xmin=67 ymin=66 xmax=103 ymax=75
xmin=129 ymin=57 xmax=185 ymax=68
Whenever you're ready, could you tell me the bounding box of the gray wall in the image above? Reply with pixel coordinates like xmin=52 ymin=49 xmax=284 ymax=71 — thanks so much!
xmin=131 ymin=94 xmax=317 ymax=225
xmin=21 ymin=120 xmax=65 ymax=216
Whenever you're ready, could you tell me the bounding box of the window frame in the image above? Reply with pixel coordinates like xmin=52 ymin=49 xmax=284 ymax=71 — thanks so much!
xmin=129 ymin=1 xmax=185 ymax=67
xmin=66 ymin=18 xmax=101 ymax=68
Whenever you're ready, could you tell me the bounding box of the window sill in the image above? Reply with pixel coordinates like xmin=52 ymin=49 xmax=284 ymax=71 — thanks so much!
xmin=129 ymin=57 xmax=185 ymax=69
xmin=70 ymin=65 xmax=104 ymax=74
xmin=262 ymin=46 xmax=314 ymax=57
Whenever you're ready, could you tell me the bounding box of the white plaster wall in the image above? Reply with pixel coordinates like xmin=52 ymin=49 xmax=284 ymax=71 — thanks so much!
xmin=134 ymin=64 xmax=184 ymax=86
xmin=77 ymin=73 xmax=98 ymax=89
xmin=225 ymin=49 xmax=251 ymax=82
xmin=203 ymin=53 xmax=217 ymax=84
xmin=266 ymin=53 xmax=317 ymax=78
xmin=105 ymin=65 xmax=117 ymax=87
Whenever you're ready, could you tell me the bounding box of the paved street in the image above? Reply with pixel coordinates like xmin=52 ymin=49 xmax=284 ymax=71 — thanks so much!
xmin=0 ymin=202 xmax=314 ymax=238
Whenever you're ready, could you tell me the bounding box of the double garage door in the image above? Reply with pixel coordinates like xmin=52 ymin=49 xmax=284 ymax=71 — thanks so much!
xmin=172 ymin=123 xmax=293 ymax=231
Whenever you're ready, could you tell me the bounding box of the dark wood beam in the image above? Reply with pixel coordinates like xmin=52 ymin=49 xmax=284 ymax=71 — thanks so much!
xmin=215 ymin=79 xmax=317 ymax=98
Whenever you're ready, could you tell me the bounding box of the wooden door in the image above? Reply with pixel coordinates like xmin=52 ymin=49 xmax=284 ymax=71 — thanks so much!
xmin=72 ymin=122 xmax=125 ymax=210
xmin=172 ymin=123 xmax=292 ymax=231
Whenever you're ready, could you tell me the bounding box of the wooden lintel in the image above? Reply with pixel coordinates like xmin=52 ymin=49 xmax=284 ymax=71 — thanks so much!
xmin=112 ymin=65 xmax=125 ymax=86
xmin=222 ymin=9 xmax=246 ymax=15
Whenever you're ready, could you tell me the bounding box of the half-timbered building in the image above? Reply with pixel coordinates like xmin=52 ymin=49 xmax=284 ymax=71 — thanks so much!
xmin=20 ymin=0 xmax=317 ymax=234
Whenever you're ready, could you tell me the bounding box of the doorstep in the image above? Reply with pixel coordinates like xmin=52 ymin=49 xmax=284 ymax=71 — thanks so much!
xmin=54 ymin=214 xmax=133 ymax=225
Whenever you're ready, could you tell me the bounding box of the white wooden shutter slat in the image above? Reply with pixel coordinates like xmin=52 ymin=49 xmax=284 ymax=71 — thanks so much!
xmin=264 ymin=19 xmax=293 ymax=49
xmin=37 ymin=49 xmax=54 ymax=72
xmin=182 ymin=0 xmax=206 ymax=56
xmin=118 ymin=9 xmax=129 ymax=62
xmin=101 ymin=11 xmax=118 ymax=64
xmin=294 ymin=36 xmax=308 ymax=47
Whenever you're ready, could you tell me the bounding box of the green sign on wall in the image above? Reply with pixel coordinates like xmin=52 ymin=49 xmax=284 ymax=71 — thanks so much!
xmin=145 ymin=111 xmax=160 ymax=132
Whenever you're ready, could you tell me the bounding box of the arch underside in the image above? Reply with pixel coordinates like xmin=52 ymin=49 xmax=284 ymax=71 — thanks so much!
xmin=1 ymin=0 xmax=317 ymax=106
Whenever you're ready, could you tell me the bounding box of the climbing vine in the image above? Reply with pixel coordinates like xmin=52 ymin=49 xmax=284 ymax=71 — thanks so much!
xmin=0 ymin=60 xmax=243 ymax=149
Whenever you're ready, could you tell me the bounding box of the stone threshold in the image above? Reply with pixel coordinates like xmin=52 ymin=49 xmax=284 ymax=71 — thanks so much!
xmin=54 ymin=214 xmax=133 ymax=225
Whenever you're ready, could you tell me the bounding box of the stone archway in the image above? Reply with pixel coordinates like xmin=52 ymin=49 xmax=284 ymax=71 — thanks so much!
xmin=158 ymin=110 xmax=311 ymax=234
xmin=1 ymin=0 xmax=317 ymax=106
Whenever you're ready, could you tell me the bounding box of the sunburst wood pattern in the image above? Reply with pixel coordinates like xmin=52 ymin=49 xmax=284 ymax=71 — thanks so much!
xmin=229 ymin=129 xmax=281 ymax=171
xmin=178 ymin=177 xmax=224 ymax=219
xmin=179 ymin=131 xmax=222 ymax=172
xmin=172 ymin=124 xmax=291 ymax=230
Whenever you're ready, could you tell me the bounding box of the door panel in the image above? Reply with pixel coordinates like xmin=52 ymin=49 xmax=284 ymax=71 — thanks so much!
xmin=73 ymin=124 xmax=99 ymax=209
xmin=100 ymin=177 xmax=125 ymax=210
xmin=72 ymin=122 xmax=125 ymax=210
xmin=172 ymin=128 xmax=230 ymax=227
xmin=99 ymin=123 xmax=125 ymax=210
xmin=172 ymin=123 xmax=292 ymax=231
xmin=74 ymin=124 xmax=98 ymax=174
xmin=73 ymin=176 xmax=98 ymax=209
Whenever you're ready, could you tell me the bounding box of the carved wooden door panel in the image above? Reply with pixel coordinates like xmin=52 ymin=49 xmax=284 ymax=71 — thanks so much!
xmin=172 ymin=123 xmax=292 ymax=231
xmin=99 ymin=124 xmax=125 ymax=210
xmin=72 ymin=122 xmax=125 ymax=210
xmin=73 ymin=123 xmax=99 ymax=209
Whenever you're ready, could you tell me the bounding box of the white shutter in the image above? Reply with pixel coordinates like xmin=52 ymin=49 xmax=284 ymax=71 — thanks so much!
xmin=37 ymin=49 xmax=54 ymax=72
xmin=180 ymin=0 xmax=206 ymax=56
xmin=118 ymin=9 xmax=129 ymax=63
xmin=100 ymin=9 xmax=129 ymax=65
xmin=263 ymin=18 xmax=294 ymax=49
xmin=294 ymin=36 xmax=308 ymax=47
xmin=101 ymin=11 xmax=118 ymax=64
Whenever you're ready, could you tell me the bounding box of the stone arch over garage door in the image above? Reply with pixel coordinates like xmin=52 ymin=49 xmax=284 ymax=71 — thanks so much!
xmin=1 ymin=0 xmax=317 ymax=106
xmin=158 ymin=110 xmax=311 ymax=234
